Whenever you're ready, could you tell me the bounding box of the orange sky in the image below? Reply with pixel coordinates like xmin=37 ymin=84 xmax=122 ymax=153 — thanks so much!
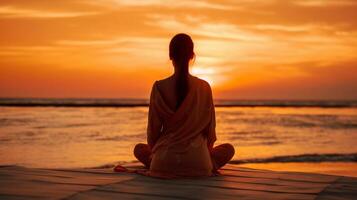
xmin=0 ymin=0 xmax=356 ymax=99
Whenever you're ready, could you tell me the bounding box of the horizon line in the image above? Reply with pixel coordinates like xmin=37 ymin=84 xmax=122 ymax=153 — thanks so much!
xmin=1 ymin=97 xmax=357 ymax=101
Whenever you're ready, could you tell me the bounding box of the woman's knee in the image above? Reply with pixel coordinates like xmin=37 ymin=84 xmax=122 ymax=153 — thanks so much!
xmin=219 ymin=143 xmax=235 ymax=158
xmin=225 ymin=143 xmax=235 ymax=157
xmin=211 ymin=143 xmax=235 ymax=169
xmin=134 ymin=143 xmax=150 ymax=157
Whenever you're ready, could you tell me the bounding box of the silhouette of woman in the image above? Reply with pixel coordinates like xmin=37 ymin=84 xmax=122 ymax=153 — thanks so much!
xmin=133 ymin=33 xmax=235 ymax=178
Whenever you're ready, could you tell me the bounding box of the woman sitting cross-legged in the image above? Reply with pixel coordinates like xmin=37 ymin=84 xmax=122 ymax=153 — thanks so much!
xmin=133 ymin=33 xmax=235 ymax=178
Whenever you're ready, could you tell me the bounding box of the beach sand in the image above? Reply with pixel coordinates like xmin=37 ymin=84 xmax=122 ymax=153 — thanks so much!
xmin=0 ymin=163 xmax=356 ymax=200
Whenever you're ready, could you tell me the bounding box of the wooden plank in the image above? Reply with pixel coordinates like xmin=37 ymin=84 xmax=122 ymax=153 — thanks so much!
xmin=211 ymin=175 xmax=328 ymax=189
xmin=0 ymin=166 xmax=133 ymax=186
xmin=66 ymin=189 xmax=177 ymax=200
xmin=0 ymin=165 xmax=356 ymax=200
xmin=0 ymin=166 xmax=133 ymax=200
xmin=91 ymin=176 xmax=316 ymax=200
xmin=221 ymin=168 xmax=338 ymax=183
xmin=0 ymin=178 xmax=91 ymax=199
xmin=316 ymin=177 xmax=357 ymax=200
xmin=0 ymin=194 xmax=47 ymax=200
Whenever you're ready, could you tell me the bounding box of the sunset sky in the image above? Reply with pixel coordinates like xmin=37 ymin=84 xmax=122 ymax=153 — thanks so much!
xmin=0 ymin=0 xmax=356 ymax=99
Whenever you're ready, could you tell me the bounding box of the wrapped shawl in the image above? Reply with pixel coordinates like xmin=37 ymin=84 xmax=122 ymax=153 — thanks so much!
xmin=147 ymin=76 xmax=216 ymax=178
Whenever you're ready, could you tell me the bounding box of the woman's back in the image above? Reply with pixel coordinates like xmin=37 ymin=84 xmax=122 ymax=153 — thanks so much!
xmin=156 ymin=76 xmax=179 ymax=112
xmin=156 ymin=74 xmax=195 ymax=112
xmin=148 ymin=76 xmax=216 ymax=178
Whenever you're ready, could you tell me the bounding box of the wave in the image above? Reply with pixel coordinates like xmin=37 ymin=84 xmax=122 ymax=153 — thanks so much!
xmin=87 ymin=153 xmax=357 ymax=169
xmin=87 ymin=161 xmax=137 ymax=169
xmin=229 ymin=153 xmax=357 ymax=164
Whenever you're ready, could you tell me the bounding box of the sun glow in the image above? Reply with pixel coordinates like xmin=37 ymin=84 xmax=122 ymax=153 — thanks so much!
xmin=1 ymin=0 xmax=357 ymax=99
xmin=191 ymin=66 xmax=217 ymax=86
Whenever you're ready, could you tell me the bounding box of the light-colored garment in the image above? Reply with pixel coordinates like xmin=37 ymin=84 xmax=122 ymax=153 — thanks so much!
xmin=147 ymin=76 xmax=217 ymax=178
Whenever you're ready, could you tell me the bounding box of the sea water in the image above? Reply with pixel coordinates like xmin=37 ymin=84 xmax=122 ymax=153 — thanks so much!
xmin=0 ymin=105 xmax=356 ymax=169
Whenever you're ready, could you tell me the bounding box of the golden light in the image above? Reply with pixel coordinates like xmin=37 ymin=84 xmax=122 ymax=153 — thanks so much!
xmin=0 ymin=0 xmax=356 ymax=99
xmin=191 ymin=66 xmax=217 ymax=86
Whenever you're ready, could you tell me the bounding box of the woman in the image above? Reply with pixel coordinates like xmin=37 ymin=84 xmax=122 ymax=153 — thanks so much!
xmin=134 ymin=33 xmax=235 ymax=178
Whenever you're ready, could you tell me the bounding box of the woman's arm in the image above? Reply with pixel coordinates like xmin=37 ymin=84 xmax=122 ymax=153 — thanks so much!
xmin=207 ymin=104 xmax=217 ymax=151
xmin=147 ymin=82 xmax=162 ymax=149
xmin=206 ymin=84 xmax=217 ymax=151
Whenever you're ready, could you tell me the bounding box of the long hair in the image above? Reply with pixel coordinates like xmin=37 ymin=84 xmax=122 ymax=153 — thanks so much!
xmin=169 ymin=33 xmax=194 ymax=109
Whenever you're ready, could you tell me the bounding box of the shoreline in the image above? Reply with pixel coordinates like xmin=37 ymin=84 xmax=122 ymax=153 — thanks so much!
xmin=239 ymin=162 xmax=357 ymax=178
xmin=1 ymin=104 xmax=355 ymax=108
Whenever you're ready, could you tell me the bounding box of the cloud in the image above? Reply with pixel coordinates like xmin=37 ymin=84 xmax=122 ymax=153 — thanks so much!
xmin=56 ymin=39 xmax=128 ymax=46
xmin=0 ymin=6 xmax=98 ymax=18
xmin=252 ymin=24 xmax=313 ymax=32
xmin=293 ymin=0 xmax=357 ymax=7
xmin=147 ymin=14 xmax=267 ymax=42
xmin=88 ymin=0 xmax=233 ymax=10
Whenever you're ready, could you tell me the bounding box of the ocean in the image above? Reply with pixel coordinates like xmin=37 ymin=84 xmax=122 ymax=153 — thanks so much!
xmin=0 ymin=98 xmax=356 ymax=171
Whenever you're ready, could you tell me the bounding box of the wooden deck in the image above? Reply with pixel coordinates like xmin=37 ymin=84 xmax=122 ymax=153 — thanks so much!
xmin=0 ymin=163 xmax=356 ymax=200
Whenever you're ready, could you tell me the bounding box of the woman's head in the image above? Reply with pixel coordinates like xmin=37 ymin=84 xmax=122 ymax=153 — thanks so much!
xmin=169 ymin=33 xmax=195 ymax=67
xmin=169 ymin=33 xmax=194 ymax=109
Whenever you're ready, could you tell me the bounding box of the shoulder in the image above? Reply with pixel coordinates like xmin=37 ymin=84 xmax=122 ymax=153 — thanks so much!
xmin=192 ymin=76 xmax=212 ymax=92
xmin=156 ymin=76 xmax=170 ymax=86
xmin=154 ymin=76 xmax=174 ymax=91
